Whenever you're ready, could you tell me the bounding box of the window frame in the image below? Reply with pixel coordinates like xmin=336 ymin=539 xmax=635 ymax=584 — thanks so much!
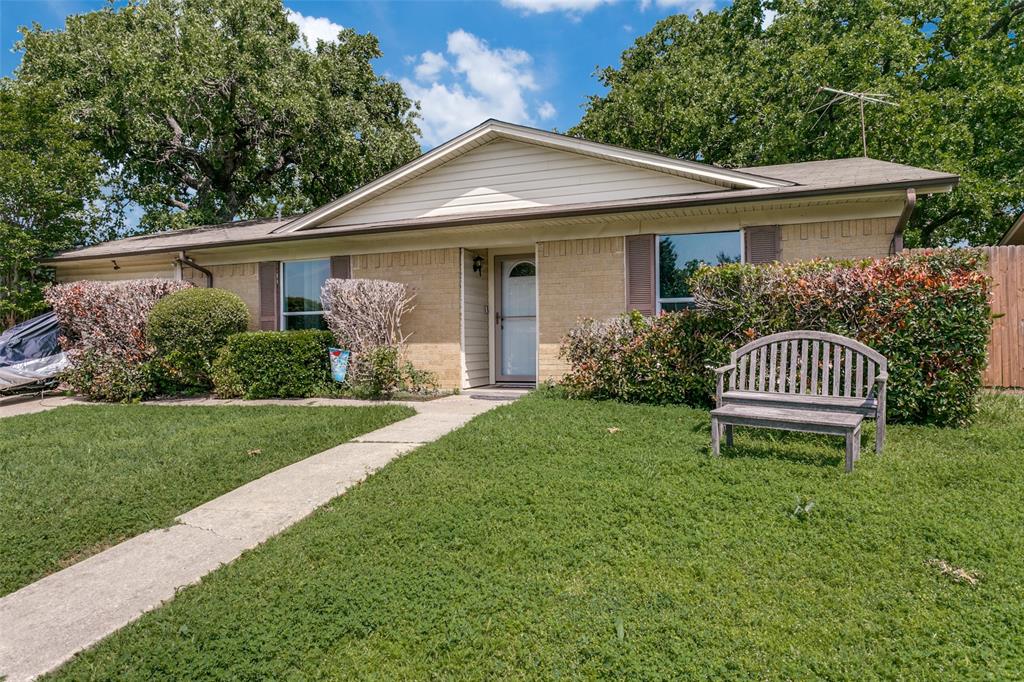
xmin=279 ymin=258 xmax=331 ymax=330
xmin=655 ymin=229 xmax=745 ymax=313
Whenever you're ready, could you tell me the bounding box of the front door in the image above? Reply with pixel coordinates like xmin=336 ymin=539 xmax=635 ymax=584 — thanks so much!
xmin=494 ymin=255 xmax=537 ymax=383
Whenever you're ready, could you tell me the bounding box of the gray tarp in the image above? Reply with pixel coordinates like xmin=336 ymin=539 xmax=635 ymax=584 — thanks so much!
xmin=0 ymin=312 xmax=68 ymax=391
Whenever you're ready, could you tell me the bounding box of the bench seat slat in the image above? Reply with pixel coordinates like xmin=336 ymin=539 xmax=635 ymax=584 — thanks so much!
xmin=722 ymin=390 xmax=877 ymax=414
xmin=712 ymin=403 xmax=863 ymax=429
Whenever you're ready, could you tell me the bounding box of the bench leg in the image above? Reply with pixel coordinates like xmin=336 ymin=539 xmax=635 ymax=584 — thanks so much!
xmin=711 ymin=416 xmax=720 ymax=456
xmin=725 ymin=424 xmax=733 ymax=448
xmin=845 ymin=426 xmax=861 ymax=473
xmin=875 ymin=418 xmax=885 ymax=455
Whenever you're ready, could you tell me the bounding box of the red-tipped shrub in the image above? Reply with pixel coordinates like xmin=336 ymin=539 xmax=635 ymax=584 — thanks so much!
xmin=45 ymin=279 xmax=192 ymax=401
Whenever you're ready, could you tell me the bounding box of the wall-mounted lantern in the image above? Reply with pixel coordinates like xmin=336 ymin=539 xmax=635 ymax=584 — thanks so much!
xmin=472 ymin=254 xmax=484 ymax=276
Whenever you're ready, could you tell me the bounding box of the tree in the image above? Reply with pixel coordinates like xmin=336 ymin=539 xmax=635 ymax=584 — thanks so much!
xmin=0 ymin=81 xmax=105 ymax=328
xmin=13 ymin=0 xmax=421 ymax=232
xmin=571 ymin=0 xmax=1024 ymax=246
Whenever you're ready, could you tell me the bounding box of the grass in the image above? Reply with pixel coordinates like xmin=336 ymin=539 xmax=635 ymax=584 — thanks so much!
xmin=0 ymin=404 xmax=413 ymax=596
xmin=50 ymin=392 xmax=1024 ymax=679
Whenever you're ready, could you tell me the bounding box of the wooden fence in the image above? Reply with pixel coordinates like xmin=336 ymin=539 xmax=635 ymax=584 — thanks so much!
xmin=981 ymin=246 xmax=1024 ymax=388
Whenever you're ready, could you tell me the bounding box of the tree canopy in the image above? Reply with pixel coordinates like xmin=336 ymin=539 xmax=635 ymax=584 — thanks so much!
xmin=0 ymin=81 xmax=106 ymax=327
xmin=571 ymin=0 xmax=1024 ymax=246
xmin=13 ymin=0 xmax=421 ymax=232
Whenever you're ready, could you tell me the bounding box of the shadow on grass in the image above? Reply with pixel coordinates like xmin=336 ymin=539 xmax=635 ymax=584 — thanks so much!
xmin=722 ymin=428 xmax=878 ymax=469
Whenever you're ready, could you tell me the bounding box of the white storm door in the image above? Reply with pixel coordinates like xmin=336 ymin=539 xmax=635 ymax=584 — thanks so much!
xmin=495 ymin=256 xmax=536 ymax=382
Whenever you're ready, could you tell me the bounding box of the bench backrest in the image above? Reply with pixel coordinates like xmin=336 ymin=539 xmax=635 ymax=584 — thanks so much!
xmin=730 ymin=331 xmax=887 ymax=400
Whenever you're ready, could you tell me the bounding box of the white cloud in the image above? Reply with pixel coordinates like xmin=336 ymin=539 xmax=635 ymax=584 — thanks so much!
xmin=402 ymin=30 xmax=548 ymax=147
xmin=501 ymin=0 xmax=616 ymax=14
xmin=639 ymin=0 xmax=714 ymax=11
xmin=285 ymin=8 xmax=343 ymax=47
xmin=414 ymin=51 xmax=449 ymax=82
xmin=537 ymin=101 xmax=557 ymax=120
xmin=761 ymin=8 xmax=779 ymax=28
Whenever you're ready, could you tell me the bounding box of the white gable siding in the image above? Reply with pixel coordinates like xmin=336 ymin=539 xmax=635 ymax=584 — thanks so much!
xmin=324 ymin=140 xmax=720 ymax=227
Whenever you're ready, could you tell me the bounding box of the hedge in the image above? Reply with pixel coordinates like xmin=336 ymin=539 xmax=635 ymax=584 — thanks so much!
xmin=212 ymin=330 xmax=337 ymax=399
xmin=561 ymin=250 xmax=990 ymax=427
xmin=148 ymin=288 xmax=250 ymax=393
xmin=691 ymin=249 xmax=991 ymax=426
xmin=44 ymin=279 xmax=192 ymax=401
xmin=560 ymin=311 xmax=729 ymax=407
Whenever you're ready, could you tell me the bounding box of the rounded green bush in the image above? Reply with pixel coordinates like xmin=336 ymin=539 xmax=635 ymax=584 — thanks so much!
xmin=147 ymin=288 xmax=250 ymax=393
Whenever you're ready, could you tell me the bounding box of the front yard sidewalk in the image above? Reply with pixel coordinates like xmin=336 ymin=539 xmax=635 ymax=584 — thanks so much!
xmin=0 ymin=388 xmax=526 ymax=682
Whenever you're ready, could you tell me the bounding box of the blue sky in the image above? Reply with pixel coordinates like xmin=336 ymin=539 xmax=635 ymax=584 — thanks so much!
xmin=0 ymin=0 xmax=727 ymax=148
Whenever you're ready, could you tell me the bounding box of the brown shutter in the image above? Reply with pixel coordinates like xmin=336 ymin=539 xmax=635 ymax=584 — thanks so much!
xmin=330 ymin=255 xmax=351 ymax=279
xmin=625 ymin=234 xmax=656 ymax=316
xmin=744 ymin=226 xmax=781 ymax=264
xmin=258 ymin=261 xmax=280 ymax=331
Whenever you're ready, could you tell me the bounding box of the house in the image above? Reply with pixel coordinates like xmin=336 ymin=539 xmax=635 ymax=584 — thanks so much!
xmin=998 ymin=213 xmax=1024 ymax=245
xmin=46 ymin=120 xmax=959 ymax=389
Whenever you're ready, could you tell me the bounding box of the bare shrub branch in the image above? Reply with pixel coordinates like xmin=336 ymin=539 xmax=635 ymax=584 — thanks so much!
xmin=320 ymin=278 xmax=415 ymax=353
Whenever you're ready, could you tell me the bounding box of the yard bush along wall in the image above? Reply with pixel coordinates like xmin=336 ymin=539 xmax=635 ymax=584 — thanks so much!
xmin=914 ymin=246 xmax=1023 ymax=389
xmin=538 ymin=237 xmax=626 ymax=382
xmin=212 ymin=330 xmax=336 ymax=399
xmin=353 ymin=248 xmax=462 ymax=389
xmin=691 ymin=249 xmax=992 ymax=426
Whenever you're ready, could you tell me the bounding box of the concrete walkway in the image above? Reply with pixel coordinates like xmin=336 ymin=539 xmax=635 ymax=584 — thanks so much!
xmin=0 ymin=388 xmax=525 ymax=681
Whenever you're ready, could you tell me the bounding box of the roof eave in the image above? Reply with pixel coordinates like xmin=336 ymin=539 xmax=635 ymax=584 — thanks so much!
xmin=44 ymin=176 xmax=956 ymax=265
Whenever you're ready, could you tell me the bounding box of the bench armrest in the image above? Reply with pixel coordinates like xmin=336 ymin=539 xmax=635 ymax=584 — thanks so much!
xmin=875 ymin=372 xmax=888 ymax=384
xmin=714 ymin=364 xmax=735 ymax=406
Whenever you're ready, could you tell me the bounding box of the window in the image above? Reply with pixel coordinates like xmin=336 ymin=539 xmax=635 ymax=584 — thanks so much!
xmin=281 ymin=259 xmax=330 ymax=330
xmin=509 ymin=262 xmax=536 ymax=277
xmin=657 ymin=231 xmax=741 ymax=311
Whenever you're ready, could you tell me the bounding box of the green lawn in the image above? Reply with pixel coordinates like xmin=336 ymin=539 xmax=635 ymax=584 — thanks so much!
xmin=0 ymin=404 xmax=413 ymax=596
xmin=50 ymin=392 xmax=1024 ymax=680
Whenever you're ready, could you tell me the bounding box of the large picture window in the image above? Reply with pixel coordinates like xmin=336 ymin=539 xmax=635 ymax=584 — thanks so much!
xmin=281 ymin=259 xmax=330 ymax=330
xmin=657 ymin=231 xmax=742 ymax=311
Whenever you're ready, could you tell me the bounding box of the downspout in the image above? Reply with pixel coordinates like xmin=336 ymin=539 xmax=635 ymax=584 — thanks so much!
xmin=890 ymin=188 xmax=916 ymax=255
xmin=175 ymin=250 xmax=213 ymax=288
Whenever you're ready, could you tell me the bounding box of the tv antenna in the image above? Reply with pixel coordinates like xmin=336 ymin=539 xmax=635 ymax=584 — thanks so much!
xmin=812 ymin=86 xmax=897 ymax=157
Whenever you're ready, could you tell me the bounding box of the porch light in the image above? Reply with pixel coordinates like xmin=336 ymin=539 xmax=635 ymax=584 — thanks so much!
xmin=472 ymin=254 xmax=484 ymax=276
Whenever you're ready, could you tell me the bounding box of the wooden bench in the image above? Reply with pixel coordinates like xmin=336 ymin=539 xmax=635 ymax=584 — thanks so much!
xmin=710 ymin=331 xmax=888 ymax=472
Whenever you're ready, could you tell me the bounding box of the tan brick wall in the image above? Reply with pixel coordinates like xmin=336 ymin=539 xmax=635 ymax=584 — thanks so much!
xmin=183 ymin=262 xmax=261 ymax=330
xmin=780 ymin=217 xmax=897 ymax=262
xmin=353 ymin=248 xmax=462 ymax=389
xmin=537 ymin=237 xmax=626 ymax=382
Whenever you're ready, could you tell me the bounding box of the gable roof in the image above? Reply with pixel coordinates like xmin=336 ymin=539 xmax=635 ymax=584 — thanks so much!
xmin=736 ymin=157 xmax=959 ymax=188
xmin=273 ymin=119 xmax=791 ymax=234
xmin=46 ymin=121 xmax=960 ymax=264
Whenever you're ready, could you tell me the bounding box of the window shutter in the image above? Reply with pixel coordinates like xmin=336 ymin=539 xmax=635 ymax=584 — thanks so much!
xmin=625 ymin=234 xmax=655 ymax=316
xmin=744 ymin=226 xmax=781 ymax=264
xmin=258 ymin=261 xmax=280 ymax=331
xmin=330 ymin=255 xmax=351 ymax=279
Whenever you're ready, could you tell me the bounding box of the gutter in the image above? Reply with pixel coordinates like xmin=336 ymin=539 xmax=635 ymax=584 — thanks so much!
xmin=890 ymin=188 xmax=916 ymax=255
xmin=45 ymin=177 xmax=958 ymax=264
xmin=175 ymin=251 xmax=213 ymax=287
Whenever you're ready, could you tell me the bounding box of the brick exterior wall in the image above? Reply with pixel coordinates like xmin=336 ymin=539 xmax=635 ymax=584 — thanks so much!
xmin=537 ymin=237 xmax=626 ymax=382
xmin=779 ymin=217 xmax=897 ymax=262
xmin=353 ymin=248 xmax=462 ymax=389
xmin=184 ymin=262 xmax=260 ymax=330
